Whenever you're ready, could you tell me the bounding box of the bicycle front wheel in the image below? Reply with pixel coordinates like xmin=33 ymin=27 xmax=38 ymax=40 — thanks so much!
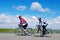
xmin=26 ymin=28 xmax=33 ymax=36
xmin=45 ymin=29 xmax=52 ymax=37
xmin=15 ymin=28 xmax=23 ymax=36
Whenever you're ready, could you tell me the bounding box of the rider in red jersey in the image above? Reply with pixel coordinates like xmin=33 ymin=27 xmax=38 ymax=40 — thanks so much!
xmin=18 ymin=16 xmax=28 ymax=35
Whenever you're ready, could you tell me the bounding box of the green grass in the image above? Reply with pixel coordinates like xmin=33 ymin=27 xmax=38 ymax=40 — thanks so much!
xmin=0 ymin=28 xmax=60 ymax=34
xmin=0 ymin=28 xmax=16 ymax=33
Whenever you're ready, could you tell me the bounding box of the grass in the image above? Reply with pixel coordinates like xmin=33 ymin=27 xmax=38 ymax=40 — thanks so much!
xmin=0 ymin=28 xmax=60 ymax=34
xmin=0 ymin=28 xmax=16 ymax=33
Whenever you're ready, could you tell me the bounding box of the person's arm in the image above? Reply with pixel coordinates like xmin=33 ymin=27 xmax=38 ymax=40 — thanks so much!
xmin=46 ymin=23 xmax=48 ymax=26
xmin=20 ymin=19 xmax=22 ymax=27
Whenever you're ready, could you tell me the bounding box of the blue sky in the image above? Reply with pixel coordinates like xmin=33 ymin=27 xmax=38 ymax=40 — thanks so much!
xmin=0 ymin=0 xmax=60 ymax=29
xmin=0 ymin=0 xmax=60 ymax=18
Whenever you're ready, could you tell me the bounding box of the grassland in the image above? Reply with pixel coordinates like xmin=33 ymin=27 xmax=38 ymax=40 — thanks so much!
xmin=0 ymin=28 xmax=16 ymax=33
xmin=0 ymin=28 xmax=60 ymax=34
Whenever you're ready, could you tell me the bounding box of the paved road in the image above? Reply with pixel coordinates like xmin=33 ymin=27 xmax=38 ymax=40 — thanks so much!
xmin=0 ymin=33 xmax=60 ymax=40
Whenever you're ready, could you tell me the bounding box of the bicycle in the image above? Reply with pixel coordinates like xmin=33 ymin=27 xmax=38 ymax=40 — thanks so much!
xmin=34 ymin=25 xmax=52 ymax=37
xmin=15 ymin=26 xmax=33 ymax=36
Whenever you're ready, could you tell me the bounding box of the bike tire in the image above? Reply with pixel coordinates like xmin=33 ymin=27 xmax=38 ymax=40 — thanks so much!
xmin=45 ymin=29 xmax=52 ymax=37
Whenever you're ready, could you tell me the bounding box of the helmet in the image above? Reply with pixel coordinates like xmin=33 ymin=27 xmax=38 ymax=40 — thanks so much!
xmin=38 ymin=17 xmax=41 ymax=19
xmin=18 ymin=16 xmax=21 ymax=18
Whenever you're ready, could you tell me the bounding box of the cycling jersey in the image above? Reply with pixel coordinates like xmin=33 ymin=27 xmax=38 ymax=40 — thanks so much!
xmin=42 ymin=22 xmax=48 ymax=26
xmin=20 ymin=17 xmax=26 ymax=26
xmin=21 ymin=18 xmax=26 ymax=24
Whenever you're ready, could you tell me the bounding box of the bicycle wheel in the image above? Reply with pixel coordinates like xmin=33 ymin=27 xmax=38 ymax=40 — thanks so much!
xmin=15 ymin=28 xmax=23 ymax=36
xmin=33 ymin=28 xmax=42 ymax=37
xmin=26 ymin=28 xmax=33 ymax=36
xmin=45 ymin=29 xmax=52 ymax=37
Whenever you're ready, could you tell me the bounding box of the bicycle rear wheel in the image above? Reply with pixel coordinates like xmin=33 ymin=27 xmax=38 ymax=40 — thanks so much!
xmin=33 ymin=28 xmax=42 ymax=37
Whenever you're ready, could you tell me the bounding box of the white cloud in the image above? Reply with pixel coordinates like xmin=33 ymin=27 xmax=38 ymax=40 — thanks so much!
xmin=47 ymin=16 xmax=60 ymax=29
xmin=25 ymin=17 xmax=38 ymax=28
xmin=53 ymin=16 xmax=60 ymax=24
xmin=45 ymin=8 xmax=50 ymax=11
xmin=13 ymin=5 xmax=26 ymax=10
xmin=0 ymin=14 xmax=39 ymax=28
xmin=30 ymin=2 xmax=50 ymax=12
xmin=48 ymin=16 xmax=60 ymax=24
xmin=31 ymin=16 xmax=37 ymax=19
xmin=26 ymin=16 xmax=60 ymax=29
xmin=0 ymin=14 xmax=19 ymax=28
xmin=0 ymin=14 xmax=60 ymax=29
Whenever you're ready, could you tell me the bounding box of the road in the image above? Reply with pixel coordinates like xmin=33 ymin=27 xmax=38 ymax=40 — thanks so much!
xmin=0 ymin=33 xmax=60 ymax=40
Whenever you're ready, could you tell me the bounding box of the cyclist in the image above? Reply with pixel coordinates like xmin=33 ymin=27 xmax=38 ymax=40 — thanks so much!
xmin=18 ymin=16 xmax=28 ymax=35
xmin=42 ymin=21 xmax=48 ymax=36
xmin=37 ymin=17 xmax=42 ymax=33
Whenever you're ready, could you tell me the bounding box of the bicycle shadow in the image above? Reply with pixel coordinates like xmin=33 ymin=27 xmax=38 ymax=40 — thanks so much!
xmin=34 ymin=34 xmax=52 ymax=37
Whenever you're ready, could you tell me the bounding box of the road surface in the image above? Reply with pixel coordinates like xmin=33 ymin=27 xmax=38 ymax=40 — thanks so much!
xmin=0 ymin=33 xmax=60 ymax=40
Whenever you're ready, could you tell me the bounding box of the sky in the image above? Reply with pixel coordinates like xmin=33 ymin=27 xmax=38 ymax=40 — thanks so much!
xmin=0 ymin=0 xmax=60 ymax=30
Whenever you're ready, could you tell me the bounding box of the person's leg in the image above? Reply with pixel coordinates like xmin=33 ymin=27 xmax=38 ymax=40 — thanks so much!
xmin=42 ymin=27 xmax=45 ymax=35
xmin=37 ymin=25 xmax=41 ymax=33
xmin=23 ymin=23 xmax=28 ymax=35
xmin=44 ymin=27 xmax=46 ymax=35
xmin=20 ymin=27 xmax=24 ymax=35
xmin=18 ymin=25 xmax=23 ymax=34
xmin=37 ymin=28 xmax=40 ymax=33
xmin=37 ymin=25 xmax=39 ymax=32
xmin=42 ymin=26 xmax=45 ymax=35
